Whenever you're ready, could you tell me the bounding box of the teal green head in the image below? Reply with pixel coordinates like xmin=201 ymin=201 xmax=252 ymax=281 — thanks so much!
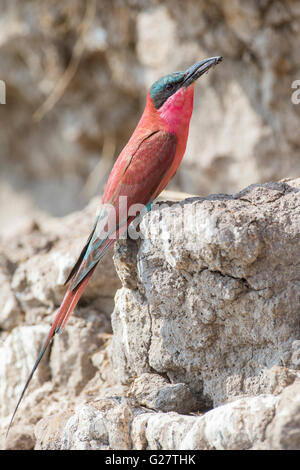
xmin=150 ymin=56 xmax=223 ymax=109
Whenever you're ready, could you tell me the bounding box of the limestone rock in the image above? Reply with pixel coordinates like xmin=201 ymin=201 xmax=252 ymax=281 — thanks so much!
xmin=34 ymin=412 xmax=74 ymax=451
xmin=0 ymin=252 xmax=22 ymax=330
xmin=0 ymin=325 xmax=50 ymax=419
xmin=33 ymin=391 xmax=298 ymax=450
xmin=36 ymin=399 xmax=133 ymax=450
xmin=112 ymin=179 xmax=300 ymax=410
xmin=9 ymin=198 xmax=120 ymax=317
xmin=129 ymin=373 xmax=200 ymax=414
xmin=263 ymin=379 xmax=300 ymax=450
xmin=180 ymin=395 xmax=277 ymax=450
xmin=4 ymin=425 xmax=36 ymax=451
xmin=1 ymin=178 xmax=300 ymax=450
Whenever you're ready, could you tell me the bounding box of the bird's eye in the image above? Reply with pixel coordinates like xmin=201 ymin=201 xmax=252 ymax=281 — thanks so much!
xmin=165 ymin=83 xmax=174 ymax=91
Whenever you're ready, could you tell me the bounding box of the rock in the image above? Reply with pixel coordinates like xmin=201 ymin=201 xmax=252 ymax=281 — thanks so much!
xmin=4 ymin=425 xmax=36 ymax=450
xmin=1 ymin=178 xmax=300 ymax=450
xmin=36 ymin=399 xmax=133 ymax=450
xmin=112 ymin=179 xmax=300 ymax=410
xmin=0 ymin=252 xmax=22 ymax=330
xmin=0 ymin=325 xmax=50 ymax=419
xmin=180 ymin=395 xmax=277 ymax=450
xmin=133 ymin=409 xmax=196 ymax=451
xmin=49 ymin=318 xmax=104 ymax=396
xmin=263 ymin=379 xmax=300 ymax=450
xmin=33 ymin=392 xmax=291 ymax=450
xmin=129 ymin=373 xmax=200 ymax=414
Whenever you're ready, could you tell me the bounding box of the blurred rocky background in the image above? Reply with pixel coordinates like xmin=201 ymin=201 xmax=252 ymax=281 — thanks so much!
xmin=0 ymin=0 xmax=300 ymax=450
xmin=0 ymin=0 xmax=300 ymax=225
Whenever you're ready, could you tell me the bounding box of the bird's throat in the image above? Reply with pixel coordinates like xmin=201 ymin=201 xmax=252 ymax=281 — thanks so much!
xmin=158 ymin=86 xmax=194 ymax=135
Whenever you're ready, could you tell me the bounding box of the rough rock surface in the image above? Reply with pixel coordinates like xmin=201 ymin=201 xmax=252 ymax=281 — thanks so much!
xmin=30 ymin=381 xmax=300 ymax=450
xmin=1 ymin=178 xmax=300 ymax=450
xmin=1 ymin=0 xmax=300 ymax=220
xmin=112 ymin=178 xmax=300 ymax=411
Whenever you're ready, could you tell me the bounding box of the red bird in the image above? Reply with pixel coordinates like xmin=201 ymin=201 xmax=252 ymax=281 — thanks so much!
xmin=7 ymin=56 xmax=222 ymax=434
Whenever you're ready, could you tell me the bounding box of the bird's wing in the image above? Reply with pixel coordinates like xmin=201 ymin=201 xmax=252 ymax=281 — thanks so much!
xmin=68 ymin=130 xmax=177 ymax=289
xmin=106 ymin=130 xmax=177 ymax=206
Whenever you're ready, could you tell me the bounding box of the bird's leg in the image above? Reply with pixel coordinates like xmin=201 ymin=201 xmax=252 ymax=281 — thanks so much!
xmin=145 ymin=201 xmax=153 ymax=212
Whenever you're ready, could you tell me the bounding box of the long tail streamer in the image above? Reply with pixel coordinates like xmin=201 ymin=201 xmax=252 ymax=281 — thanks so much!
xmin=6 ymin=267 xmax=95 ymax=437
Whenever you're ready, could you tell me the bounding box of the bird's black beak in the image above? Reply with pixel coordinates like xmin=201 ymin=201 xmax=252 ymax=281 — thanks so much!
xmin=182 ymin=56 xmax=223 ymax=88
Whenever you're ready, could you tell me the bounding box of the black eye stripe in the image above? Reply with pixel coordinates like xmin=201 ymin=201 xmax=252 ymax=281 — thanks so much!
xmin=150 ymin=72 xmax=185 ymax=109
xmin=165 ymin=83 xmax=174 ymax=90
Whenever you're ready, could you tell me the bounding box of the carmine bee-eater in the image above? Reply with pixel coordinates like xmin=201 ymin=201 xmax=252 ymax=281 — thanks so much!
xmin=7 ymin=55 xmax=222 ymax=435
